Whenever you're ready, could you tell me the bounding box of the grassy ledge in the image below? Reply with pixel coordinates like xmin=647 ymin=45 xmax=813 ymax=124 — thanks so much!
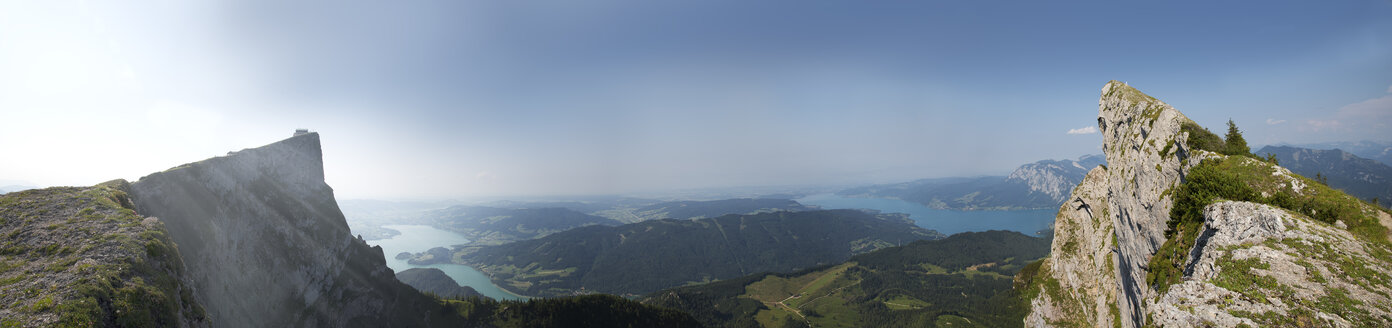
xmin=1146 ymin=155 xmax=1392 ymax=294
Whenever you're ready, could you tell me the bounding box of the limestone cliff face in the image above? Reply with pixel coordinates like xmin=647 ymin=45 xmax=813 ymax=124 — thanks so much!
xmin=129 ymin=133 xmax=457 ymax=327
xmin=1097 ymin=81 xmax=1217 ymax=327
xmin=1024 ymin=166 xmax=1117 ymax=327
xmin=1025 ymin=81 xmax=1217 ymax=327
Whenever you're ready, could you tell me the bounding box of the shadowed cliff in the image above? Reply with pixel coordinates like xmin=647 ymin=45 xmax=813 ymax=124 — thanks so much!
xmin=128 ymin=132 xmax=461 ymax=327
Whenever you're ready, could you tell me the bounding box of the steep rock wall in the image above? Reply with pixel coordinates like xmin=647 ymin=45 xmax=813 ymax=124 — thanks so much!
xmin=1024 ymin=167 xmax=1118 ymax=327
xmin=1097 ymin=81 xmax=1214 ymax=327
xmin=1027 ymin=81 xmax=1392 ymax=327
xmin=128 ymin=133 xmax=458 ymax=327
xmin=1026 ymin=81 xmax=1215 ymax=327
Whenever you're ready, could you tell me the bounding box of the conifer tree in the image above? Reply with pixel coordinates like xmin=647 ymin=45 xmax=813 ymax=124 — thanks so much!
xmin=1223 ymin=119 xmax=1250 ymax=156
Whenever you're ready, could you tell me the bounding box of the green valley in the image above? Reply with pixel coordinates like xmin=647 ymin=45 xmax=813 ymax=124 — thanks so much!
xmin=457 ymin=209 xmax=945 ymax=297
xmin=645 ymin=230 xmax=1051 ymax=328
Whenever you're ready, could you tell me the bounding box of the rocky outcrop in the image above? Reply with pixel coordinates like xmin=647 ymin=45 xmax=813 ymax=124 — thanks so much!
xmin=1028 ymin=81 xmax=1213 ymax=327
xmin=1026 ymin=81 xmax=1392 ymax=327
xmin=1149 ymin=201 xmax=1392 ymax=327
xmin=128 ymin=132 xmax=461 ymax=327
xmin=1024 ymin=166 xmax=1118 ymax=327
xmin=1095 ymin=81 xmax=1219 ymax=327
xmin=0 ymin=182 xmax=207 ymax=327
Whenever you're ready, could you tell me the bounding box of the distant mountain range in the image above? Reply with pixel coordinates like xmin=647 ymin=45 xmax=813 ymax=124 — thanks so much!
xmin=595 ymin=198 xmax=816 ymax=223
xmin=1256 ymin=145 xmax=1392 ymax=208
xmin=457 ymin=209 xmax=945 ymax=297
xmin=414 ymin=206 xmax=623 ymax=245
xmin=1273 ymin=141 xmax=1392 ymax=166
xmin=839 ymin=155 xmax=1105 ymax=210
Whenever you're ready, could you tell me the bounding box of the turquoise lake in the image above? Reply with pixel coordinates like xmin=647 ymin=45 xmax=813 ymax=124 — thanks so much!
xmin=367 ymin=225 xmax=524 ymax=300
xmin=795 ymin=194 xmax=1057 ymax=236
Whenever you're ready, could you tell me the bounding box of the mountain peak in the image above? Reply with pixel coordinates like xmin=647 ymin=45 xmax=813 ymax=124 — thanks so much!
xmin=1027 ymin=81 xmax=1392 ymax=327
xmin=128 ymin=131 xmax=453 ymax=327
xmin=141 ymin=130 xmax=326 ymax=187
xmin=1029 ymin=81 xmax=1219 ymax=327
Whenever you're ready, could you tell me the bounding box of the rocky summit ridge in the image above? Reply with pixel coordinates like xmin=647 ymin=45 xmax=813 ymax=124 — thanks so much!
xmin=1024 ymin=81 xmax=1392 ymax=327
xmin=3 ymin=132 xmax=704 ymax=327
xmin=128 ymin=132 xmax=460 ymax=327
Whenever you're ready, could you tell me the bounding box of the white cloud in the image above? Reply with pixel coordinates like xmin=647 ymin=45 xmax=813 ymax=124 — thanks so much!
xmin=1303 ymin=119 xmax=1343 ymax=132
xmin=1295 ymin=86 xmax=1392 ymax=136
xmin=1335 ymin=94 xmax=1392 ymax=122
xmin=1266 ymin=118 xmax=1286 ymax=125
xmin=474 ymin=171 xmax=499 ymax=181
xmin=1066 ymin=126 xmax=1098 ymax=135
xmin=1386 ymin=85 xmax=1391 ymax=94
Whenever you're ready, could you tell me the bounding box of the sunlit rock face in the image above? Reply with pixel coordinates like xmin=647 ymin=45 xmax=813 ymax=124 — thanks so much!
xmin=1096 ymin=81 xmax=1215 ymax=327
xmin=129 ymin=132 xmax=451 ymax=327
xmin=1024 ymin=166 xmax=1117 ymax=327
xmin=1026 ymin=81 xmax=1215 ymax=328
xmin=1026 ymin=81 xmax=1392 ymax=327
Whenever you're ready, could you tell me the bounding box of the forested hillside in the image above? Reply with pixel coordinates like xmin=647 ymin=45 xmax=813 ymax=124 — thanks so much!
xmin=459 ymin=209 xmax=944 ymax=297
xmin=416 ymin=206 xmax=622 ymax=245
xmin=645 ymin=230 xmax=1051 ymax=328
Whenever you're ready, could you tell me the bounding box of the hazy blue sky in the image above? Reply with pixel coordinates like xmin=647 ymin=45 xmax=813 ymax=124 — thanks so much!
xmin=2 ymin=1 xmax=1390 ymax=199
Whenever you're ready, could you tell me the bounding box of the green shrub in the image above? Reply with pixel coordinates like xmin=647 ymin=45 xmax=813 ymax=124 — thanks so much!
xmin=1148 ymin=158 xmax=1258 ymax=292
xmin=1181 ymin=121 xmax=1224 ymax=154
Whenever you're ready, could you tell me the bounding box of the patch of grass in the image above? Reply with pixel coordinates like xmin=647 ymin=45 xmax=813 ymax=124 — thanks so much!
xmin=55 ymin=297 xmax=101 ymax=328
xmin=1106 ymin=82 xmax=1157 ymax=104
xmin=882 ymin=295 xmax=928 ymax=310
xmin=0 ymin=274 xmax=24 ymax=287
xmin=1281 ymin=238 xmax=1392 ymax=295
xmin=1209 ymin=253 xmax=1292 ymax=304
xmin=1149 ymin=154 xmax=1392 ymax=293
xmin=48 ymin=256 xmax=79 ymax=272
xmin=1292 ymin=259 xmax=1326 ymax=283
xmin=30 ymin=296 xmax=55 ymax=313
xmin=1314 ymin=287 xmax=1377 ymax=326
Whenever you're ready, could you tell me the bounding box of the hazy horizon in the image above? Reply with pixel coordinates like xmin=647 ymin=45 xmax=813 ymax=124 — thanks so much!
xmin=3 ymin=1 xmax=1390 ymax=199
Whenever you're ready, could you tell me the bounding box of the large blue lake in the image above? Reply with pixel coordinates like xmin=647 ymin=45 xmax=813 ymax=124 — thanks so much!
xmin=367 ymin=225 xmax=525 ymax=300
xmin=795 ymin=194 xmax=1057 ymax=236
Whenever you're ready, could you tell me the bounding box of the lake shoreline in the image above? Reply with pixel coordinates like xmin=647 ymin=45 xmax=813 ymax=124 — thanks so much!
xmin=369 ymin=225 xmax=525 ymax=300
xmin=796 ymin=193 xmax=1056 ymax=236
